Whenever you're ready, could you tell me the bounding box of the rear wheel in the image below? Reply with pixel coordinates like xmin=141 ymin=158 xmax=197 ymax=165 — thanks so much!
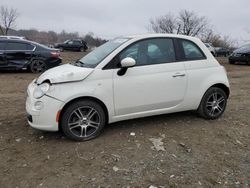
xmin=61 ymin=100 xmax=106 ymax=141
xmin=198 ymin=87 xmax=227 ymax=119
xmin=30 ymin=59 xmax=47 ymax=73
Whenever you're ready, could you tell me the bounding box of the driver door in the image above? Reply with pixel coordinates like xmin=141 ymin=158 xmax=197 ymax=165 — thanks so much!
xmin=113 ymin=38 xmax=187 ymax=116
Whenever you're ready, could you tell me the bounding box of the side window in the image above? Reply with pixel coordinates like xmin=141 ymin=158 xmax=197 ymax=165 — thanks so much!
xmin=68 ymin=41 xmax=73 ymax=45
xmin=73 ymin=40 xmax=81 ymax=45
xmin=120 ymin=43 xmax=139 ymax=61
xmin=6 ymin=42 xmax=28 ymax=51
xmin=119 ymin=38 xmax=176 ymax=66
xmin=0 ymin=42 xmax=6 ymax=50
xmin=180 ymin=40 xmax=205 ymax=60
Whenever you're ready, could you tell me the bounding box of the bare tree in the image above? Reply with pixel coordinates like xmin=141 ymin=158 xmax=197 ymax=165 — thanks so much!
xmin=148 ymin=13 xmax=176 ymax=33
xmin=177 ymin=10 xmax=208 ymax=36
xmin=201 ymin=29 xmax=237 ymax=49
xmin=148 ymin=10 xmax=209 ymax=37
xmin=0 ymin=6 xmax=18 ymax=35
xmin=243 ymin=27 xmax=250 ymax=43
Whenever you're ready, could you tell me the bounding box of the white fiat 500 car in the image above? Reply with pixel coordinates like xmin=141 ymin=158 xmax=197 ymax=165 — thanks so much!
xmin=26 ymin=34 xmax=230 ymax=141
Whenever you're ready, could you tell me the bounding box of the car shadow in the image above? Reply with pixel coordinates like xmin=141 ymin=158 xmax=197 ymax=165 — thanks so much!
xmin=36 ymin=110 xmax=200 ymax=142
xmin=106 ymin=111 xmax=198 ymax=131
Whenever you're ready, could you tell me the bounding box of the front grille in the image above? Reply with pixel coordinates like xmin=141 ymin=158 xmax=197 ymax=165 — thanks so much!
xmin=27 ymin=115 xmax=33 ymax=123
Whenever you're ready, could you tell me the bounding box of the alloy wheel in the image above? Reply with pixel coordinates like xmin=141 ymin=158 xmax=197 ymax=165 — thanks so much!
xmin=206 ymin=92 xmax=226 ymax=117
xmin=31 ymin=60 xmax=46 ymax=73
xmin=67 ymin=106 xmax=101 ymax=138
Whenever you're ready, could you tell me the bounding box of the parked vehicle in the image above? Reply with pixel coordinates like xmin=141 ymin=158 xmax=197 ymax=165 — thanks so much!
xmin=0 ymin=38 xmax=61 ymax=73
xmin=215 ymin=47 xmax=230 ymax=57
xmin=204 ymin=43 xmax=216 ymax=56
xmin=229 ymin=44 xmax=250 ymax=64
xmin=26 ymin=34 xmax=230 ymax=141
xmin=54 ymin=39 xmax=88 ymax=52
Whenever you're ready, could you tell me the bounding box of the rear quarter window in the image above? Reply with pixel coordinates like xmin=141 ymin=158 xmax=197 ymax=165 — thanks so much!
xmin=179 ymin=39 xmax=206 ymax=61
xmin=26 ymin=44 xmax=35 ymax=50
xmin=0 ymin=41 xmax=6 ymax=50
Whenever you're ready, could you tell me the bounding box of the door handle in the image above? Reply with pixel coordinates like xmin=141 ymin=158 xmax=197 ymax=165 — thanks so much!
xmin=172 ymin=73 xmax=186 ymax=78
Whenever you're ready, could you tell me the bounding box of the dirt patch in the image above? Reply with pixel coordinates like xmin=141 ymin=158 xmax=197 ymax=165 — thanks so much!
xmin=0 ymin=55 xmax=250 ymax=188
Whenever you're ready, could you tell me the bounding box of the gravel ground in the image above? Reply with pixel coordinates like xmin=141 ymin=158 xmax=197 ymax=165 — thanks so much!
xmin=0 ymin=53 xmax=249 ymax=188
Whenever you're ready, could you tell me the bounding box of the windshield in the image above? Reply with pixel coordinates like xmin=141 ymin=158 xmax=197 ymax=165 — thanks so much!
xmin=239 ymin=44 xmax=250 ymax=49
xmin=64 ymin=40 xmax=70 ymax=44
xmin=73 ymin=38 xmax=130 ymax=68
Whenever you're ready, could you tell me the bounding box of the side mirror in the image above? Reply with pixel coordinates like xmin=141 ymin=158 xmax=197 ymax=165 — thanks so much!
xmin=120 ymin=57 xmax=136 ymax=68
xmin=117 ymin=57 xmax=136 ymax=76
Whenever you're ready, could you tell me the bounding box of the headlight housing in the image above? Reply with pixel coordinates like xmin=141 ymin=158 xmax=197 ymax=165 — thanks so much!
xmin=33 ymin=83 xmax=50 ymax=99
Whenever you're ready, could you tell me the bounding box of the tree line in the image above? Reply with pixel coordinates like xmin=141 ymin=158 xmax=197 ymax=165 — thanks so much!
xmin=9 ymin=29 xmax=107 ymax=47
xmin=0 ymin=6 xmax=242 ymax=49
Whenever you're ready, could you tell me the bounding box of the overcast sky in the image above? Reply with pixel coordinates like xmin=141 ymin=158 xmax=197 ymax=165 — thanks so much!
xmin=1 ymin=0 xmax=250 ymax=44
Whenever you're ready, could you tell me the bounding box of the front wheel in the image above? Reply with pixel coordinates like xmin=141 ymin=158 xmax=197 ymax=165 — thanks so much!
xmin=79 ymin=47 xmax=84 ymax=52
xmin=61 ymin=100 xmax=106 ymax=141
xmin=197 ymin=87 xmax=227 ymax=119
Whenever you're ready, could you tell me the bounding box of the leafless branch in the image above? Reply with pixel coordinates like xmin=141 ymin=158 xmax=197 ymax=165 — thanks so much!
xmin=0 ymin=6 xmax=19 ymax=35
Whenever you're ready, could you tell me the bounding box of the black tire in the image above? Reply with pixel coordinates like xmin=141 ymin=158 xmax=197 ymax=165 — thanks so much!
xmin=79 ymin=47 xmax=84 ymax=52
xmin=197 ymin=87 xmax=227 ymax=119
xmin=30 ymin=59 xmax=47 ymax=73
xmin=229 ymin=60 xmax=235 ymax=64
xmin=59 ymin=47 xmax=64 ymax=52
xmin=61 ymin=100 xmax=106 ymax=141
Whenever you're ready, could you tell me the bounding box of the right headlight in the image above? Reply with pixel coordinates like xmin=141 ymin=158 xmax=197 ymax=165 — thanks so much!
xmin=33 ymin=83 xmax=50 ymax=99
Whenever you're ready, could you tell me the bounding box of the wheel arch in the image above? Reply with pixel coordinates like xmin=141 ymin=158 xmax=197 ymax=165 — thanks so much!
xmin=58 ymin=96 xmax=109 ymax=131
xmin=197 ymin=82 xmax=229 ymax=108
xmin=27 ymin=57 xmax=46 ymax=70
xmin=209 ymin=83 xmax=230 ymax=98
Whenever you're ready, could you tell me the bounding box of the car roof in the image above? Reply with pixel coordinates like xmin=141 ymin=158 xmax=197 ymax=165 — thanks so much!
xmin=0 ymin=35 xmax=25 ymax=40
xmin=0 ymin=38 xmax=31 ymax=43
xmin=123 ymin=33 xmax=199 ymax=41
xmin=0 ymin=38 xmax=53 ymax=50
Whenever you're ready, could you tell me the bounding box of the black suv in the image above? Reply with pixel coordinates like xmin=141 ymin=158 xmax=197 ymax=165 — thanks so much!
xmin=54 ymin=39 xmax=88 ymax=52
xmin=0 ymin=38 xmax=62 ymax=73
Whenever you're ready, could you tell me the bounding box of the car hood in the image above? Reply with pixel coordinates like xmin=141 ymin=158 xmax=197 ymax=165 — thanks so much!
xmin=234 ymin=47 xmax=250 ymax=54
xmin=36 ymin=64 xmax=94 ymax=84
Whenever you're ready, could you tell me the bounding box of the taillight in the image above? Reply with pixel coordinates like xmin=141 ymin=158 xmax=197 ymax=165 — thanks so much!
xmin=51 ymin=51 xmax=60 ymax=58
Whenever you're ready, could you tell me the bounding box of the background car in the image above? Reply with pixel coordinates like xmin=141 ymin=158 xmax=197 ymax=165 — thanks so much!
xmin=54 ymin=39 xmax=88 ymax=52
xmin=204 ymin=43 xmax=216 ymax=56
xmin=229 ymin=44 xmax=250 ymax=64
xmin=215 ymin=47 xmax=230 ymax=57
xmin=0 ymin=37 xmax=61 ymax=73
